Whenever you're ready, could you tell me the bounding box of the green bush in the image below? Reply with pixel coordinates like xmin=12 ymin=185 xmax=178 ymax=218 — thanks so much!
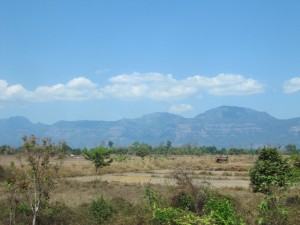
xmin=257 ymin=194 xmax=288 ymax=225
xmin=143 ymin=186 xmax=163 ymax=207
xmin=38 ymin=202 xmax=73 ymax=225
xmin=152 ymin=203 xmax=211 ymax=225
xmin=172 ymin=192 xmax=197 ymax=212
xmin=90 ymin=196 xmax=114 ymax=224
xmin=113 ymin=154 xmax=128 ymax=162
xmin=249 ymin=147 xmax=294 ymax=194
xmin=203 ymin=195 xmax=244 ymax=225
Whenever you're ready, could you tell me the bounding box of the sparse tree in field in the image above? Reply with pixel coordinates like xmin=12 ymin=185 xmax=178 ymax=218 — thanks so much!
xmin=82 ymin=146 xmax=113 ymax=174
xmin=5 ymin=135 xmax=63 ymax=225
xmin=130 ymin=141 xmax=151 ymax=159
xmin=108 ymin=140 xmax=114 ymax=149
xmin=58 ymin=140 xmax=72 ymax=154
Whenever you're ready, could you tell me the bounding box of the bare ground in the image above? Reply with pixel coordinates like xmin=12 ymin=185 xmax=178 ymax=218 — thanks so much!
xmin=66 ymin=169 xmax=251 ymax=188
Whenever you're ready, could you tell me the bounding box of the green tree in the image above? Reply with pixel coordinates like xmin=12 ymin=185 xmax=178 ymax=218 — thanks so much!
xmin=90 ymin=196 xmax=114 ymax=224
xmin=82 ymin=146 xmax=113 ymax=174
xmin=249 ymin=147 xmax=293 ymax=194
xmin=130 ymin=142 xmax=151 ymax=159
xmin=57 ymin=140 xmax=72 ymax=154
xmin=108 ymin=140 xmax=114 ymax=149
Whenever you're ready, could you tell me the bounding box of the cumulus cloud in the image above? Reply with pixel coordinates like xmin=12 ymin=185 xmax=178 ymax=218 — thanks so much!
xmin=104 ymin=72 xmax=197 ymax=100
xmin=186 ymin=74 xmax=264 ymax=95
xmin=0 ymin=80 xmax=33 ymax=100
xmin=104 ymin=72 xmax=264 ymax=99
xmin=35 ymin=77 xmax=101 ymax=101
xmin=169 ymin=104 xmax=193 ymax=114
xmin=0 ymin=73 xmax=264 ymax=103
xmin=283 ymin=77 xmax=300 ymax=93
xmin=0 ymin=77 xmax=102 ymax=102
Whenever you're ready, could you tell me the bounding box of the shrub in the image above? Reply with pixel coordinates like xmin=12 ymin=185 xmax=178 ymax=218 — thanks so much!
xmin=152 ymin=203 xmax=211 ymax=225
xmin=172 ymin=192 xmax=197 ymax=212
xmin=249 ymin=147 xmax=294 ymax=194
xmin=113 ymin=154 xmax=128 ymax=162
xmin=257 ymin=194 xmax=288 ymax=225
xmin=203 ymin=195 xmax=244 ymax=225
xmin=143 ymin=186 xmax=162 ymax=207
xmin=90 ymin=196 xmax=114 ymax=224
xmin=291 ymin=154 xmax=300 ymax=173
xmin=292 ymin=154 xmax=300 ymax=166
xmin=171 ymin=170 xmax=208 ymax=213
xmin=38 ymin=202 xmax=73 ymax=225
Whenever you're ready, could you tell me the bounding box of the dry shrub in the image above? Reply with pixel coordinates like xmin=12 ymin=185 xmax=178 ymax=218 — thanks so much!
xmin=170 ymin=170 xmax=209 ymax=213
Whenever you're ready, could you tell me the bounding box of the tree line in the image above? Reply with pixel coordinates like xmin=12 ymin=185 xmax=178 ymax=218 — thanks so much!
xmin=1 ymin=141 xmax=299 ymax=156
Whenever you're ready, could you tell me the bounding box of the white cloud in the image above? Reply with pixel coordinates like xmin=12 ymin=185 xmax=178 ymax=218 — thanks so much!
xmin=186 ymin=74 xmax=264 ymax=95
xmin=102 ymin=83 xmax=148 ymax=99
xmin=35 ymin=77 xmax=101 ymax=101
xmin=104 ymin=72 xmax=264 ymax=99
xmin=0 ymin=77 xmax=102 ymax=102
xmin=169 ymin=104 xmax=193 ymax=114
xmin=283 ymin=77 xmax=300 ymax=93
xmin=0 ymin=73 xmax=264 ymax=103
xmin=0 ymin=80 xmax=33 ymax=100
xmin=105 ymin=72 xmax=194 ymax=100
xmin=67 ymin=77 xmax=96 ymax=89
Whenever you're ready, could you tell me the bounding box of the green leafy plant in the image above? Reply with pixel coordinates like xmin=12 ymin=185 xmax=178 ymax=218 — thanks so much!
xmin=172 ymin=193 xmax=196 ymax=212
xmin=203 ymin=195 xmax=244 ymax=225
xmin=90 ymin=196 xmax=114 ymax=224
xmin=152 ymin=203 xmax=211 ymax=225
xmin=143 ymin=186 xmax=211 ymax=225
xmin=257 ymin=193 xmax=288 ymax=225
xmin=249 ymin=147 xmax=293 ymax=194
xmin=114 ymin=154 xmax=128 ymax=162
xmin=291 ymin=154 xmax=300 ymax=168
xmin=143 ymin=186 xmax=162 ymax=207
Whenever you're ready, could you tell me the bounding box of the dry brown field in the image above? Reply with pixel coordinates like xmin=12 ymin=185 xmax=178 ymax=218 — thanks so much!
xmin=1 ymin=154 xmax=255 ymax=205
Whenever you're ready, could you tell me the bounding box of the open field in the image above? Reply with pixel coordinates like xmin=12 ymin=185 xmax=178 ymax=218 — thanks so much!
xmin=1 ymin=154 xmax=299 ymax=225
xmin=0 ymin=154 xmax=255 ymax=204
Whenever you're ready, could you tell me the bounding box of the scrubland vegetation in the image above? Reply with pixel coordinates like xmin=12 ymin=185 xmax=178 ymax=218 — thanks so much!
xmin=0 ymin=137 xmax=299 ymax=225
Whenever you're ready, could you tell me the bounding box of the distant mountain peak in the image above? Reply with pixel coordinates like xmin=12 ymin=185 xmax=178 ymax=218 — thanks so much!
xmin=195 ymin=106 xmax=276 ymax=122
xmin=4 ymin=116 xmax=33 ymax=125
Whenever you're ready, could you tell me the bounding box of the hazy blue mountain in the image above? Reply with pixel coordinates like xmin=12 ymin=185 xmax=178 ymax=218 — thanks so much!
xmin=1 ymin=106 xmax=300 ymax=148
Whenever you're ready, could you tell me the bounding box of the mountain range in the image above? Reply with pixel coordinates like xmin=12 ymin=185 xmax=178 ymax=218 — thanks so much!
xmin=1 ymin=106 xmax=300 ymax=148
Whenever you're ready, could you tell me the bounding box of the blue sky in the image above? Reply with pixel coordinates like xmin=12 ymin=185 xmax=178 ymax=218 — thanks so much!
xmin=1 ymin=0 xmax=300 ymax=124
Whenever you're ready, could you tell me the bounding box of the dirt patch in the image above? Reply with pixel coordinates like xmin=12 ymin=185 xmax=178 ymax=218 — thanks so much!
xmin=66 ymin=169 xmax=250 ymax=188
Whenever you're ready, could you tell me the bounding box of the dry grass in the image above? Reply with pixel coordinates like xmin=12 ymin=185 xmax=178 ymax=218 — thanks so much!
xmin=0 ymin=154 xmax=255 ymax=175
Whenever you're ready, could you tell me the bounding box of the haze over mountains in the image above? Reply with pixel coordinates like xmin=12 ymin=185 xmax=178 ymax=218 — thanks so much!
xmin=1 ymin=106 xmax=300 ymax=148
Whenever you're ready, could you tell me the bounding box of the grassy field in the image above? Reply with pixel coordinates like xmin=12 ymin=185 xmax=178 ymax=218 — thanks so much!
xmin=1 ymin=154 xmax=299 ymax=224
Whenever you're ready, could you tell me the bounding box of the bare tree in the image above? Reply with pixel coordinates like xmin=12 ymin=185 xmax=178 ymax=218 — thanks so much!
xmin=19 ymin=135 xmax=63 ymax=225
